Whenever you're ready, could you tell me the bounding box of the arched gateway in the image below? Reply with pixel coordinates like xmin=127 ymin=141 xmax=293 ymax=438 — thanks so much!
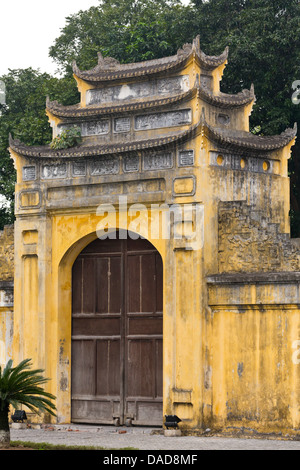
xmin=9 ymin=36 xmax=300 ymax=436
xmin=71 ymin=234 xmax=163 ymax=425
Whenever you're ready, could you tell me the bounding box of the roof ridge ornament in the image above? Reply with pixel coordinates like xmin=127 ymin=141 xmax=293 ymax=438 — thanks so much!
xmin=176 ymin=42 xmax=193 ymax=57
xmin=293 ymin=122 xmax=297 ymax=134
xmin=192 ymin=35 xmax=201 ymax=54
xmin=8 ymin=133 xmax=13 ymax=148
xmin=97 ymin=51 xmax=120 ymax=69
xmin=200 ymin=106 xmax=206 ymax=125
xmin=72 ymin=60 xmax=81 ymax=76
xmin=72 ymin=37 xmax=229 ymax=83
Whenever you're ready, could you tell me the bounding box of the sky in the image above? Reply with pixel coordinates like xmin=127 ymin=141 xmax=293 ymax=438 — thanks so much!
xmin=0 ymin=0 xmax=103 ymax=77
xmin=0 ymin=0 xmax=191 ymax=78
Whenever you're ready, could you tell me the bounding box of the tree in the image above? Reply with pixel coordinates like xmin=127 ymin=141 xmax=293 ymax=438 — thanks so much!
xmin=49 ymin=0 xmax=300 ymax=235
xmin=49 ymin=0 xmax=195 ymax=76
xmin=1 ymin=0 xmax=300 ymax=234
xmin=0 ymin=68 xmax=79 ymax=227
xmin=0 ymin=358 xmax=56 ymax=448
xmin=190 ymin=0 xmax=300 ymax=235
xmin=1 ymin=1 xmax=194 ymax=228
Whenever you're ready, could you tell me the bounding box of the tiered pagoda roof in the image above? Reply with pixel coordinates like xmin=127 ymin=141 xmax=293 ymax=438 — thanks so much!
xmin=46 ymin=81 xmax=255 ymax=120
xmin=72 ymin=36 xmax=229 ymax=84
xmin=9 ymin=111 xmax=297 ymax=159
xmin=45 ymin=86 xmax=199 ymax=119
xmin=9 ymin=36 xmax=296 ymax=159
xmin=205 ymin=121 xmax=297 ymax=152
xmin=198 ymin=84 xmax=255 ymax=109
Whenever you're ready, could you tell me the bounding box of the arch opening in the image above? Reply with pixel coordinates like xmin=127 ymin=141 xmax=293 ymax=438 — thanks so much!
xmin=70 ymin=230 xmax=163 ymax=426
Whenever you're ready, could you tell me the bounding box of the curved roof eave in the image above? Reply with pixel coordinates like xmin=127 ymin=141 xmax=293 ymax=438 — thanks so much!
xmin=72 ymin=36 xmax=229 ymax=84
xmin=46 ymin=81 xmax=255 ymax=120
xmin=9 ymin=117 xmax=296 ymax=161
xmin=46 ymin=86 xmax=198 ymax=119
xmin=204 ymin=120 xmax=297 ymax=152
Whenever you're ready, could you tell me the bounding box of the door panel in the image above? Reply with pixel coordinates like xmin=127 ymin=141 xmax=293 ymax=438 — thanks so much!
xmin=71 ymin=235 xmax=163 ymax=425
xmin=71 ymin=340 xmax=95 ymax=396
xmin=96 ymin=339 xmax=121 ymax=396
xmin=127 ymin=339 xmax=156 ymax=396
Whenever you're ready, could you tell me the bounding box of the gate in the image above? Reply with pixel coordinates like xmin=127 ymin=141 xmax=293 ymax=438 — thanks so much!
xmin=71 ymin=235 xmax=163 ymax=425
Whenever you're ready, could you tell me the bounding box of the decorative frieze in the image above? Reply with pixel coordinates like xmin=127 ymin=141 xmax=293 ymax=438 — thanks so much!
xmin=210 ymin=151 xmax=279 ymax=174
xmin=86 ymin=75 xmax=190 ymax=105
xmin=41 ymin=163 xmax=68 ymax=179
xmin=123 ymin=155 xmax=139 ymax=173
xmin=200 ymin=74 xmax=213 ymax=90
xmin=23 ymin=148 xmax=279 ymax=185
xmin=81 ymin=120 xmax=110 ymax=136
xmin=157 ymin=76 xmax=189 ymax=94
xmin=58 ymin=120 xmax=110 ymax=137
xmin=143 ymin=152 xmax=173 ymax=171
xmin=178 ymin=150 xmax=194 ymax=167
xmin=57 ymin=108 xmax=192 ymax=137
xmin=135 ymin=109 xmax=192 ymax=131
xmin=23 ymin=166 xmax=36 ymax=181
xmin=114 ymin=117 xmax=131 ymax=133
xmin=72 ymin=161 xmax=87 ymax=177
xmin=90 ymin=156 xmax=119 ymax=175
xmin=24 ymin=149 xmax=198 ymax=184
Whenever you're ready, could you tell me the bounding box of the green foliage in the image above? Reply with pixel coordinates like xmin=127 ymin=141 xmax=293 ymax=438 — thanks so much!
xmin=50 ymin=126 xmax=82 ymax=150
xmin=49 ymin=0 xmax=195 ymax=75
xmin=0 ymin=68 xmax=79 ymax=227
xmin=48 ymin=0 xmax=300 ymax=139
xmin=0 ymin=358 xmax=56 ymax=417
xmin=1 ymin=0 xmax=300 ymax=234
xmin=10 ymin=440 xmax=138 ymax=450
xmin=189 ymin=0 xmax=300 ymax=235
xmin=191 ymin=0 xmax=300 ymax=134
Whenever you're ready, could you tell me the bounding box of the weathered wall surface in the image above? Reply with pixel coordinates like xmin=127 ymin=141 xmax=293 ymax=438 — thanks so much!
xmin=206 ymin=274 xmax=300 ymax=435
xmin=0 ymin=225 xmax=14 ymax=368
xmin=218 ymin=201 xmax=300 ymax=273
xmin=0 ymin=283 xmax=14 ymax=369
xmin=0 ymin=225 xmax=14 ymax=281
xmin=6 ymin=38 xmax=300 ymax=435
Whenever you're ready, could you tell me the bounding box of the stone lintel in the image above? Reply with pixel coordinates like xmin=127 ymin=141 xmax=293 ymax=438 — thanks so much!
xmin=207 ymin=271 xmax=300 ymax=285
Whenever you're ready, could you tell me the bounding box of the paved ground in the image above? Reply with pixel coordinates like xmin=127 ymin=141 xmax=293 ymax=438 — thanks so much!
xmin=9 ymin=423 xmax=300 ymax=450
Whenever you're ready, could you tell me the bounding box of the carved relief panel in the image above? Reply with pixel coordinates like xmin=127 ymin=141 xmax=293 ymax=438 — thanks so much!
xmin=86 ymin=75 xmax=190 ymax=105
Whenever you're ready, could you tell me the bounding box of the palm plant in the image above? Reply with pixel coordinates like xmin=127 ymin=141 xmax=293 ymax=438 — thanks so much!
xmin=0 ymin=358 xmax=56 ymax=448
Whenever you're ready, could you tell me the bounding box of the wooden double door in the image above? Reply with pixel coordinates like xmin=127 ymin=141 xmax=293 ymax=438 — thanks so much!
xmin=71 ymin=235 xmax=163 ymax=426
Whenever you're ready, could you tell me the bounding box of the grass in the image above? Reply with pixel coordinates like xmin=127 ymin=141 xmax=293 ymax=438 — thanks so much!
xmin=10 ymin=440 xmax=138 ymax=451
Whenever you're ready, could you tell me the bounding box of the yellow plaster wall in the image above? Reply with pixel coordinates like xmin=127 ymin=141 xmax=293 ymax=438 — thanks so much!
xmin=0 ymin=226 xmax=14 ymax=282
xmin=0 ymin=308 xmax=13 ymax=369
xmin=11 ymin=137 xmax=299 ymax=433
xmin=0 ymin=226 xmax=14 ymax=369
xmin=8 ymin=51 xmax=300 ymax=435
xmin=208 ymin=304 xmax=300 ymax=434
xmin=45 ymin=207 xmax=204 ymax=426
xmin=205 ymin=278 xmax=300 ymax=435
